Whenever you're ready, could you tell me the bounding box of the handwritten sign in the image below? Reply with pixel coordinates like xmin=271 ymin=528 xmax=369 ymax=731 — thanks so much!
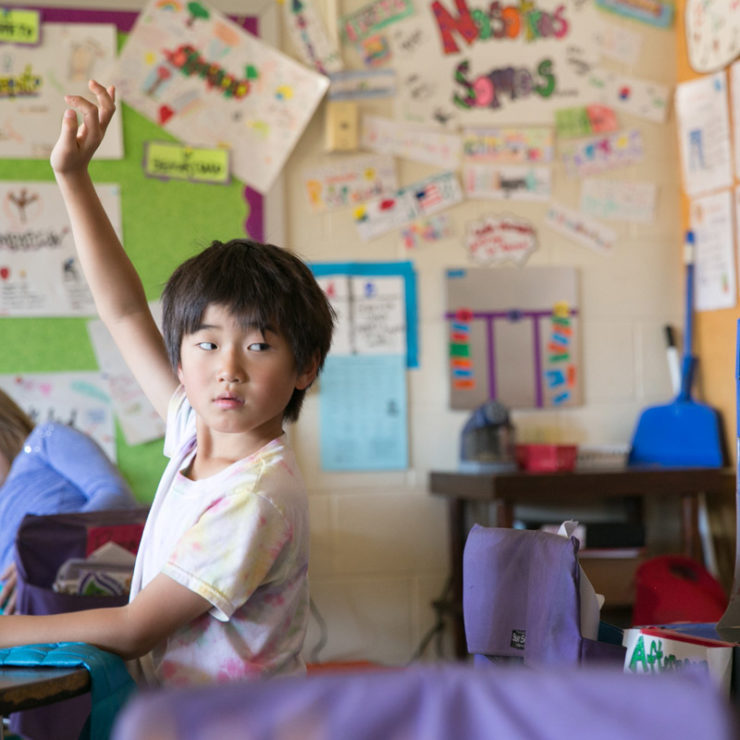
xmin=562 ymin=129 xmax=644 ymax=176
xmin=353 ymin=171 xmax=463 ymax=241
xmin=304 ymin=154 xmax=397 ymax=212
xmin=329 ymin=69 xmax=396 ymax=100
xmin=545 ymin=202 xmax=616 ymax=253
xmin=362 ymin=114 xmax=461 ymax=169
xmin=580 ymin=179 xmax=657 ymax=223
xmin=0 ymin=8 xmax=40 ymax=44
xmin=143 ymin=141 xmax=230 ymax=185
xmin=465 ymin=214 xmax=537 ymax=266
xmin=588 ymin=68 xmax=670 ymax=123
xmin=462 ymin=127 xmax=554 ymax=164
xmin=463 ymin=164 xmax=551 ymax=200
xmin=686 ymin=0 xmax=740 ymax=73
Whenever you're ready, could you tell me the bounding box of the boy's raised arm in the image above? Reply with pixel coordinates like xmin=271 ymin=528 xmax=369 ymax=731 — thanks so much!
xmin=51 ymin=80 xmax=176 ymax=419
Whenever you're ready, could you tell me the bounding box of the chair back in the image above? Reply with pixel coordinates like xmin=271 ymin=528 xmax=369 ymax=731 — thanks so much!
xmin=463 ymin=523 xmax=624 ymax=666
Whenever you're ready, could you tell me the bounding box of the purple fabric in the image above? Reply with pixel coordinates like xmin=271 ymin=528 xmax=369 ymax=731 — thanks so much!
xmin=112 ymin=663 xmax=735 ymax=740
xmin=463 ymin=524 xmax=624 ymax=666
xmin=0 ymin=422 xmax=137 ymax=574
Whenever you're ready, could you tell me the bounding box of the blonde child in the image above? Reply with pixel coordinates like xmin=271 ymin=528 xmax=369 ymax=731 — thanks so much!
xmin=0 ymin=80 xmax=334 ymax=686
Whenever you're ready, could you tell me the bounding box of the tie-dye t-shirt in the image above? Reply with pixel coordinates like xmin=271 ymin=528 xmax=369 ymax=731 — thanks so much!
xmin=128 ymin=386 xmax=309 ymax=687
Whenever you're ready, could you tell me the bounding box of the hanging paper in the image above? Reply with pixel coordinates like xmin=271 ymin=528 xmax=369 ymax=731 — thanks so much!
xmin=0 ymin=8 xmax=41 ymax=45
xmin=0 ymin=372 xmax=116 ymax=461
xmin=462 ymin=127 xmax=554 ymax=164
xmin=561 ymin=129 xmax=644 ymax=176
xmin=462 ymin=165 xmax=551 ymax=200
xmin=0 ymin=23 xmax=122 ymax=159
xmin=465 ymin=214 xmax=538 ymax=266
xmin=545 ymin=202 xmax=616 ymax=253
xmin=353 ymin=171 xmax=463 ymax=241
xmin=685 ymin=0 xmax=740 ymax=74
xmin=0 ymin=182 xmax=121 ymax=317
xmin=579 ymin=179 xmax=657 ymax=223
xmin=362 ymin=114 xmax=462 ymax=169
xmin=109 ymin=0 xmax=329 ymax=194
xmin=676 ymin=72 xmax=733 ymax=198
xmin=554 ymin=105 xmax=618 ymax=139
xmin=304 ymin=154 xmax=397 ymax=211
xmin=282 ymin=0 xmax=343 ymax=74
xmin=587 ymin=68 xmax=670 ymax=123
xmin=690 ymin=189 xmax=736 ymax=312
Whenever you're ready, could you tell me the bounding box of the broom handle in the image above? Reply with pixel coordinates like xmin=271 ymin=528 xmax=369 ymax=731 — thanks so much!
xmin=680 ymin=230 xmax=696 ymax=401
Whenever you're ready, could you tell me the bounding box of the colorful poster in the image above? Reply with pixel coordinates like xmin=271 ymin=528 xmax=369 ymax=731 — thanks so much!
xmin=0 ymin=23 xmax=122 ymax=159
xmin=445 ymin=266 xmax=581 ymax=409
xmin=341 ymin=0 xmax=415 ymax=42
xmin=143 ymin=141 xmax=230 ymax=184
xmin=110 ymin=0 xmax=329 ymax=194
xmin=579 ymin=179 xmax=657 ymax=223
xmin=676 ymin=72 xmax=733 ymax=198
xmin=353 ymin=171 xmax=463 ymax=241
xmin=685 ymin=0 xmax=740 ymax=74
xmin=562 ymin=129 xmax=644 ymax=176
xmin=587 ymin=68 xmax=670 ymax=123
xmin=361 ymin=114 xmax=462 ymax=169
xmin=401 ymin=213 xmax=453 ymax=249
xmin=545 ymin=202 xmax=616 ymax=253
xmin=465 ymin=214 xmax=537 ymax=265
xmin=388 ymin=0 xmax=599 ymax=127
xmin=0 ymin=181 xmax=121 ymax=317
xmin=462 ymin=127 xmax=554 ymax=164
xmin=304 ymin=154 xmax=397 ymax=211
xmin=282 ymin=0 xmax=343 ymax=74
xmin=690 ymin=189 xmax=736 ymax=312
xmin=462 ymin=165 xmax=551 ymax=200
xmin=0 ymin=372 xmax=116 ymax=461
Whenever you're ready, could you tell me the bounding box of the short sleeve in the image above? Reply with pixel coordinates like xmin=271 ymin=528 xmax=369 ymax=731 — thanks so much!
xmin=162 ymin=487 xmax=292 ymax=620
xmin=163 ymin=386 xmax=196 ymax=460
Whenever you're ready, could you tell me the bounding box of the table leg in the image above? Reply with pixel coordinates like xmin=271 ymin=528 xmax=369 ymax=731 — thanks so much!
xmin=447 ymin=498 xmax=467 ymax=660
xmin=681 ymin=493 xmax=703 ymax=564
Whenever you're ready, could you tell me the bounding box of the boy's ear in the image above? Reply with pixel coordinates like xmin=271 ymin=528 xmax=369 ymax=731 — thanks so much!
xmin=177 ymin=363 xmax=184 ymax=385
xmin=296 ymin=355 xmax=320 ymax=391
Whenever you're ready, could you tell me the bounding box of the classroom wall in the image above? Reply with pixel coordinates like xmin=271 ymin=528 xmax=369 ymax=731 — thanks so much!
xmin=280 ymin=4 xmax=684 ymax=662
xmin=3 ymin=0 xmax=683 ymax=665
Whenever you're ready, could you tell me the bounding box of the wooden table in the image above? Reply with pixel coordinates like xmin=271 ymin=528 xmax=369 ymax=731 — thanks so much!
xmin=0 ymin=666 xmax=90 ymax=739
xmin=429 ymin=466 xmax=736 ymax=659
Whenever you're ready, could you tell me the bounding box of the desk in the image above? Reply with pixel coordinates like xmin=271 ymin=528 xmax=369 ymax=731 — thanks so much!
xmin=0 ymin=666 xmax=90 ymax=739
xmin=429 ymin=466 xmax=735 ymax=659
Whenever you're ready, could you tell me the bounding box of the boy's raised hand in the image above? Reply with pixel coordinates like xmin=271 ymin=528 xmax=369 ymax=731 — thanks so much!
xmin=50 ymin=79 xmax=116 ymax=175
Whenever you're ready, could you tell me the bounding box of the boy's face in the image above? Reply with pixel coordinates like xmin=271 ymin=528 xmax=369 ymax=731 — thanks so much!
xmin=177 ymin=303 xmax=315 ymax=456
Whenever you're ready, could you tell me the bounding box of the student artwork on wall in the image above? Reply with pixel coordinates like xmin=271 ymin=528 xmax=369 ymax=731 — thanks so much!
xmin=464 ymin=213 xmax=538 ymax=265
xmin=109 ymin=0 xmax=329 ymax=194
xmin=0 ymin=22 xmax=123 ymax=159
xmin=87 ymin=304 xmax=166 ymax=447
xmin=282 ymin=0 xmax=344 ymax=75
xmin=684 ymin=0 xmax=740 ymax=73
xmin=0 ymin=181 xmax=121 ymax=317
xmin=446 ymin=266 xmax=580 ymax=409
xmin=579 ymin=179 xmax=657 ymax=223
xmin=303 ymin=154 xmax=397 ymax=211
xmin=387 ymin=0 xmax=599 ymax=127
xmin=0 ymin=372 xmax=116 ymax=461
xmin=312 ymin=262 xmax=417 ymax=471
xmin=690 ymin=189 xmax=736 ymax=312
xmin=675 ymin=72 xmax=733 ymax=198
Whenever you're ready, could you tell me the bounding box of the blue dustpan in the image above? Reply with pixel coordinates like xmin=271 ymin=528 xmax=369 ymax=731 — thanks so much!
xmin=628 ymin=231 xmax=724 ymax=468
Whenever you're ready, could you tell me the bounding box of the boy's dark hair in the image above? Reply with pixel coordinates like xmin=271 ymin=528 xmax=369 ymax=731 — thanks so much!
xmin=161 ymin=239 xmax=335 ymax=422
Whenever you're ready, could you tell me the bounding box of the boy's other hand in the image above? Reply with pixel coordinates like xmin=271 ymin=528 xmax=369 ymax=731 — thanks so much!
xmin=0 ymin=562 xmax=18 ymax=615
xmin=50 ymin=79 xmax=116 ymax=176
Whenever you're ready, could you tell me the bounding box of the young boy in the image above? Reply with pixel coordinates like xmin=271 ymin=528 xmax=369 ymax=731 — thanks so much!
xmin=0 ymin=80 xmax=334 ymax=686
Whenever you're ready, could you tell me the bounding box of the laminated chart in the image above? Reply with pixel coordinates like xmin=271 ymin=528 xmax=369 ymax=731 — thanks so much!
xmin=109 ymin=0 xmax=329 ymax=193
xmin=446 ymin=266 xmax=580 ymax=409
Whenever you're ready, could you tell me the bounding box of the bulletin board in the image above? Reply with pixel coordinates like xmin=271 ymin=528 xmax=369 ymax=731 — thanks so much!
xmin=0 ymin=6 xmax=270 ymax=501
